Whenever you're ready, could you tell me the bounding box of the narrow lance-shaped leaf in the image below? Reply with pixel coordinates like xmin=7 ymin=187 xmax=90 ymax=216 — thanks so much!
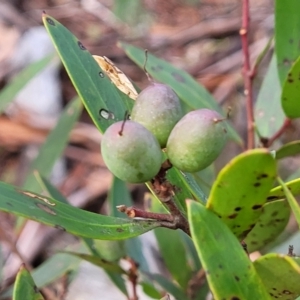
xmin=276 ymin=141 xmax=300 ymax=159
xmin=0 ymin=181 xmax=160 ymax=240
xmin=13 ymin=265 xmax=44 ymax=300
xmin=0 ymin=54 xmax=55 ymax=113
xmin=277 ymin=176 xmax=300 ymax=229
xmin=266 ymin=178 xmax=300 ymax=201
xmin=108 ymin=176 xmax=150 ymax=273
xmin=187 ymin=200 xmax=271 ymax=300
xmin=23 ymin=97 xmax=82 ymax=192
xmin=43 ymin=14 xmax=132 ymax=133
xmin=255 ymin=55 xmax=284 ymax=138
xmin=1 ymin=253 xmax=81 ymax=299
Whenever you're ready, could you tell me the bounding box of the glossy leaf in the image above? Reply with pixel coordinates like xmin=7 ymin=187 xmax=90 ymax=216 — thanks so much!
xmin=267 ymin=178 xmax=300 ymax=202
xmin=255 ymin=55 xmax=284 ymax=137
xmin=43 ymin=14 xmax=132 ymax=133
xmin=276 ymin=141 xmax=300 ymax=159
xmin=244 ymin=200 xmax=290 ymax=252
xmin=254 ymin=254 xmax=300 ymax=300
xmin=281 ymin=56 xmax=300 ymax=118
xmin=0 ymin=181 xmax=160 ymax=240
xmin=13 ymin=265 xmax=44 ymax=300
xmin=206 ymin=149 xmax=277 ymax=239
xmin=278 ymin=177 xmax=300 ymax=229
xmin=0 ymin=54 xmax=55 ymax=113
xmin=275 ymin=0 xmax=300 ymax=84
xmin=187 ymin=200 xmax=271 ymax=300
xmin=23 ymin=97 xmax=82 ymax=192
xmin=119 ymin=42 xmax=242 ymax=145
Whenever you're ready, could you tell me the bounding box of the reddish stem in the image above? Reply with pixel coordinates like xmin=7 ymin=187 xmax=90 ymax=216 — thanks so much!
xmin=117 ymin=205 xmax=174 ymax=222
xmin=267 ymin=118 xmax=292 ymax=147
xmin=126 ymin=257 xmax=139 ymax=300
xmin=240 ymin=0 xmax=255 ymax=149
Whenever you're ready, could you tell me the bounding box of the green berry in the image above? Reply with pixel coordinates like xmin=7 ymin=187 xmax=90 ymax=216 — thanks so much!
xmin=101 ymin=120 xmax=162 ymax=183
xmin=131 ymin=83 xmax=183 ymax=147
xmin=166 ymin=109 xmax=228 ymax=172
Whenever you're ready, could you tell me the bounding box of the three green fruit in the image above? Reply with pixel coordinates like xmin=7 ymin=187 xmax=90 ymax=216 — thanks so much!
xmin=101 ymin=83 xmax=228 ymax=183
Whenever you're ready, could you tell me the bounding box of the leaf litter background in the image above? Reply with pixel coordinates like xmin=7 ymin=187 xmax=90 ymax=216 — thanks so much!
xmin=1 ymin=0 xmax=300 ymax=299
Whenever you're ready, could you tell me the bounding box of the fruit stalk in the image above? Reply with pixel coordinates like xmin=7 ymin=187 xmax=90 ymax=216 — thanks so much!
xmin=240 ymin=0 xmax=255 ymax=149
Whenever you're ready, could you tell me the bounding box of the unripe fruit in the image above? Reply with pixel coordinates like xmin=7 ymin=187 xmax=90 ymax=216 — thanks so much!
xmin=166 ymin=109 xmax=228 ymax=172
xmin=101 ymin=120 xmax=162 ymax=183
xmin=131 ymin=83 xmax=183 ymax=147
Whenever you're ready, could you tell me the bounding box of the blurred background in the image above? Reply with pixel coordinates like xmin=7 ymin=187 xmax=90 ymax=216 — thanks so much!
xmin=0 ymin=0 xmax=292 ymax=299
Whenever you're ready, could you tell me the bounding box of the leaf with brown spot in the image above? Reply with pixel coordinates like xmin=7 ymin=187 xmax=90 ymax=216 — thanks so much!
xmin=0 ymin=181 xmax=160 ymax=240
xmin=187 ymin=201 xmax=271 ymax=300
xmin=206 ymin=149 xmax=277 ymax=239
xmin=254 ymin=254 xmax=300 ymax=300
xmin=244 ymin=200 xmax=290 ymax=252
xmin=281 ymin=55 xmax=300 ymax=118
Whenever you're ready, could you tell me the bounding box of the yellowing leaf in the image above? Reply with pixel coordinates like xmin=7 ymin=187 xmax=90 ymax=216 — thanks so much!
xmin=93 ymin=55 xmax=138 ymax=100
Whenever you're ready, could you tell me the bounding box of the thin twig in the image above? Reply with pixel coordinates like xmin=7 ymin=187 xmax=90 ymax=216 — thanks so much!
xmin=240 ymin=0 xmax=255 ymax=149
xmin=266 ymin=118 xmax=292 ymax=147
xmin=126 ymin=257 xmax=139 ymax=300
xmin=117 ymin=205 xmax=174 ymax=222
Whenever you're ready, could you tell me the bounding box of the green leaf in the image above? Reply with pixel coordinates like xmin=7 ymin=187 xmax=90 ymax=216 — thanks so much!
xmin=276 ymin=141 xmax=300 ymax=159
xmin=23 ymin=97 xmax=82 ymax=192
xmin=167 ymin=168 xmax=207 ymax=206
xmin=1 ymin=253 xmax=81 ymax=298
xmin=0 ymin=54 xmax=55 ymax=113
xmin=43 ymin=14 xmax=132 ymax=133
xmin=119 ymin=42 xmax=242 ymax=145
xmin=154 ymin=228 xmax=192 ymax=290
xmin=267 ymin=178 xmax=300 ymax=201
xmin=255 ymin=55 xmax=284 ymax=137
xmin=140 ymin=282 xmax=161 ymax=299
xmin=109 ymin=176 xmax=132 ymax=218
xmin=187 ymin=200 xmax=271 ymax=300
xmin=149 ymin=273 xmax=187 ymax=300
xmin=275 ymin=0 xmax=300 ymax=84
xmin=281 ymin=55 xmax=300 ymax=118
xmin=13 ymin=265 xmax=44 ymax=300
xmin=254 ymin=254 xmax=300 ymax=300
xmin=0 ymin=181 xmax=160 ymax=240
xmin=108 ymin=177 xmax=149 ymax=272
xmin=35 ymin=174 xmax=69 ymax=204
xmin=206 ymin=149 xmax=277 ymax=239
xmin=62 ymin=252 xmax=125 ymax=274
xmin=277 ymin=177 xmax=300 ymax=229
xmin=244 ymin=200 xmax=290 ymax=252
